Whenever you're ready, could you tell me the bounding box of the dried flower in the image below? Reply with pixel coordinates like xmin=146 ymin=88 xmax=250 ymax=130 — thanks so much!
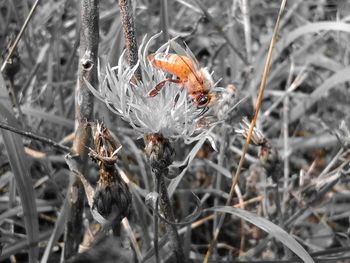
xmin=235 ymin=117 xmax=267 ymax=146
xmin=335 ymin=120 xmax=350 ymax=149
xmin=89 ymin=122 xmax=122 ymax=165
xmin=86 ymin=33 xmax=215 ymax=144
xmin=236 ymin=117 xmax=280 ymax=182
xmin=92 ymin=164 xmax=132 ymax=221
xmin=144 ymin=133 xmax=174 ymax=171
xmin=212 ymin=84 xmax=239 ymax=121
xmin=90 ymin=122 xmax=132 ymax=221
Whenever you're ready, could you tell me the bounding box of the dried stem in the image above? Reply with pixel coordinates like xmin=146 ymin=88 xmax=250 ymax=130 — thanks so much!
xmin=241 ymin=0 xmax=252 ymax=63
xmin=212 ymin=127 xmax=227 ymax=258
xmin=64 ymin=0 xmax=99 ymax=259
xmin=118 ymin=0 xmax=141 ymax=80
xmin=154 ymin=169 xmax=185 ymax=263
xmin=0 ymin=0 xmax=39 ymax=72
xmin=204 ymin=1 xmax=287 ymax=261
xmin=122 ymin=218 xmax=142 ymax=261
xmin=0 ymin=121 xmax=70 ymax=152
xmin=282 ymin=61 xmax=294 ymax=215
xmin=154 ymin=174 xmax=160 ymax=263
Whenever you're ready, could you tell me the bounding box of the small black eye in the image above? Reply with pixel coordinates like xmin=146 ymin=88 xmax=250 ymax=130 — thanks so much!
xmin=197 ymin=95 xmax=209 ymax=107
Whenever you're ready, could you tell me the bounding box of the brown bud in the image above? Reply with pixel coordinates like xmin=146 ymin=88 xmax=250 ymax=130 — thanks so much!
xmin=92 ymin=165 xmax=132 ymax=220
xmin=144 ymin=133 xmax=174 ymax=171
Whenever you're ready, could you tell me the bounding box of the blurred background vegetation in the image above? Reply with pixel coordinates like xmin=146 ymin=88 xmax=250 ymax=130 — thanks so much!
xmin=1 ymin=0 xmax=350 ymax=262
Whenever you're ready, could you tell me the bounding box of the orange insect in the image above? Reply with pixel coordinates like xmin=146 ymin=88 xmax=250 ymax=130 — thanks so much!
xmin=147 ymin=53 xmax=215 ymax=108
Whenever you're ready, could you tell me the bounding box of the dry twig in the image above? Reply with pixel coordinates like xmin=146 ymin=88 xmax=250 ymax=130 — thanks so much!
xmin=118 ymin=0 xmax=141 ymax=80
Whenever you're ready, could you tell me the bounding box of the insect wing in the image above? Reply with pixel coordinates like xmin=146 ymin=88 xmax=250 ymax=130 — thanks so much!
xmin=170 ymin=40 xmax=205 ymax=87
xmin=149 ymin=53 xmax=194 ymax=80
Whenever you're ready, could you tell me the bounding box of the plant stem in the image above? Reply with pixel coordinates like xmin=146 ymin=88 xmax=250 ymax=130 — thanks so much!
xmin=154 ymin=168 xmax=185 ymax=263
xmin=64 ymin=0 xmax=99 ymax=259
xmin=0 ymin=121 xmax=70 ymax=152
xmin=118 ymin=0 xmax=141 ymax=81
xmin=241 ymin=0 xmax=252 ymax=64
xmin=1 ymin=0 xmax=39 ymax=72
xmin=154 ymin=173 xmax=160 ymax=263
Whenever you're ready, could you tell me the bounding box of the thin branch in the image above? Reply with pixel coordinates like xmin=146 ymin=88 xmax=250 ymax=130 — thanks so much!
xmin=0 ymin=121 xmax=70 ymax=152
xmin=155 ymin=170 xmax=185 ymax=262
xmin=212 ymin=127 xmax=227 ymax=258
xmin=121 ymin=218 xmax=142 ymax=261
xmin=282 ymin=61 xmax=294 ymax=215
xmin=153 ymin=172 xmax=160 ymax=263
xmin=1 ymin=0 xmax=39 ymax=72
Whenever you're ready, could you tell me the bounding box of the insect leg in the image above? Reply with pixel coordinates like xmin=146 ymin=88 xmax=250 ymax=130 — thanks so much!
xmin=149 ymin=78 xmax=182 ymax=97
xmin=173 ymin=81 xmax=186 ymax=106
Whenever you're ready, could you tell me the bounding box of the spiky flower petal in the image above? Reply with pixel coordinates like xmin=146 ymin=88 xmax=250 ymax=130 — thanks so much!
xmin=87 ymin=33 xmax=213 ymax=143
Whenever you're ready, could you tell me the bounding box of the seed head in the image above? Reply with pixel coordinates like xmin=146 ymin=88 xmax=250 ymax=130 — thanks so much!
xmin=235 ymin=117 xmax=267 ymax=146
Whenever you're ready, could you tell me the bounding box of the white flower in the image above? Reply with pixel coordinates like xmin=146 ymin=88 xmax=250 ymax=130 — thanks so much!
xmin=87 ymin=33 xmax=214 ymax=144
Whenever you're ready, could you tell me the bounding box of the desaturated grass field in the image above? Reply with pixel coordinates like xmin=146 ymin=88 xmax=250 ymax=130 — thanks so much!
xmin=1 ymin=0 xmax=350 ymax=262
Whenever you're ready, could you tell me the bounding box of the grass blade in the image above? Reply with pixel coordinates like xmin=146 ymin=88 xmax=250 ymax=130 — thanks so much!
xmin=40 ymin=198 xmax=68 ymax=263
xmin=279 ymin=22 xmax=350 ymax=51
xmin=0 ymin=75 xmax=39 ymax=262
xmin=206 ymin=206 xmax=315 ymax=263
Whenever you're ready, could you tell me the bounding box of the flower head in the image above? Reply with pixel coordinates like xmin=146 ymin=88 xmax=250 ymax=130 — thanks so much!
xmin=87 ymin=33 xmax=214 ymax=143
xmin=235 ymin=117 xmax=267 ymax=146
